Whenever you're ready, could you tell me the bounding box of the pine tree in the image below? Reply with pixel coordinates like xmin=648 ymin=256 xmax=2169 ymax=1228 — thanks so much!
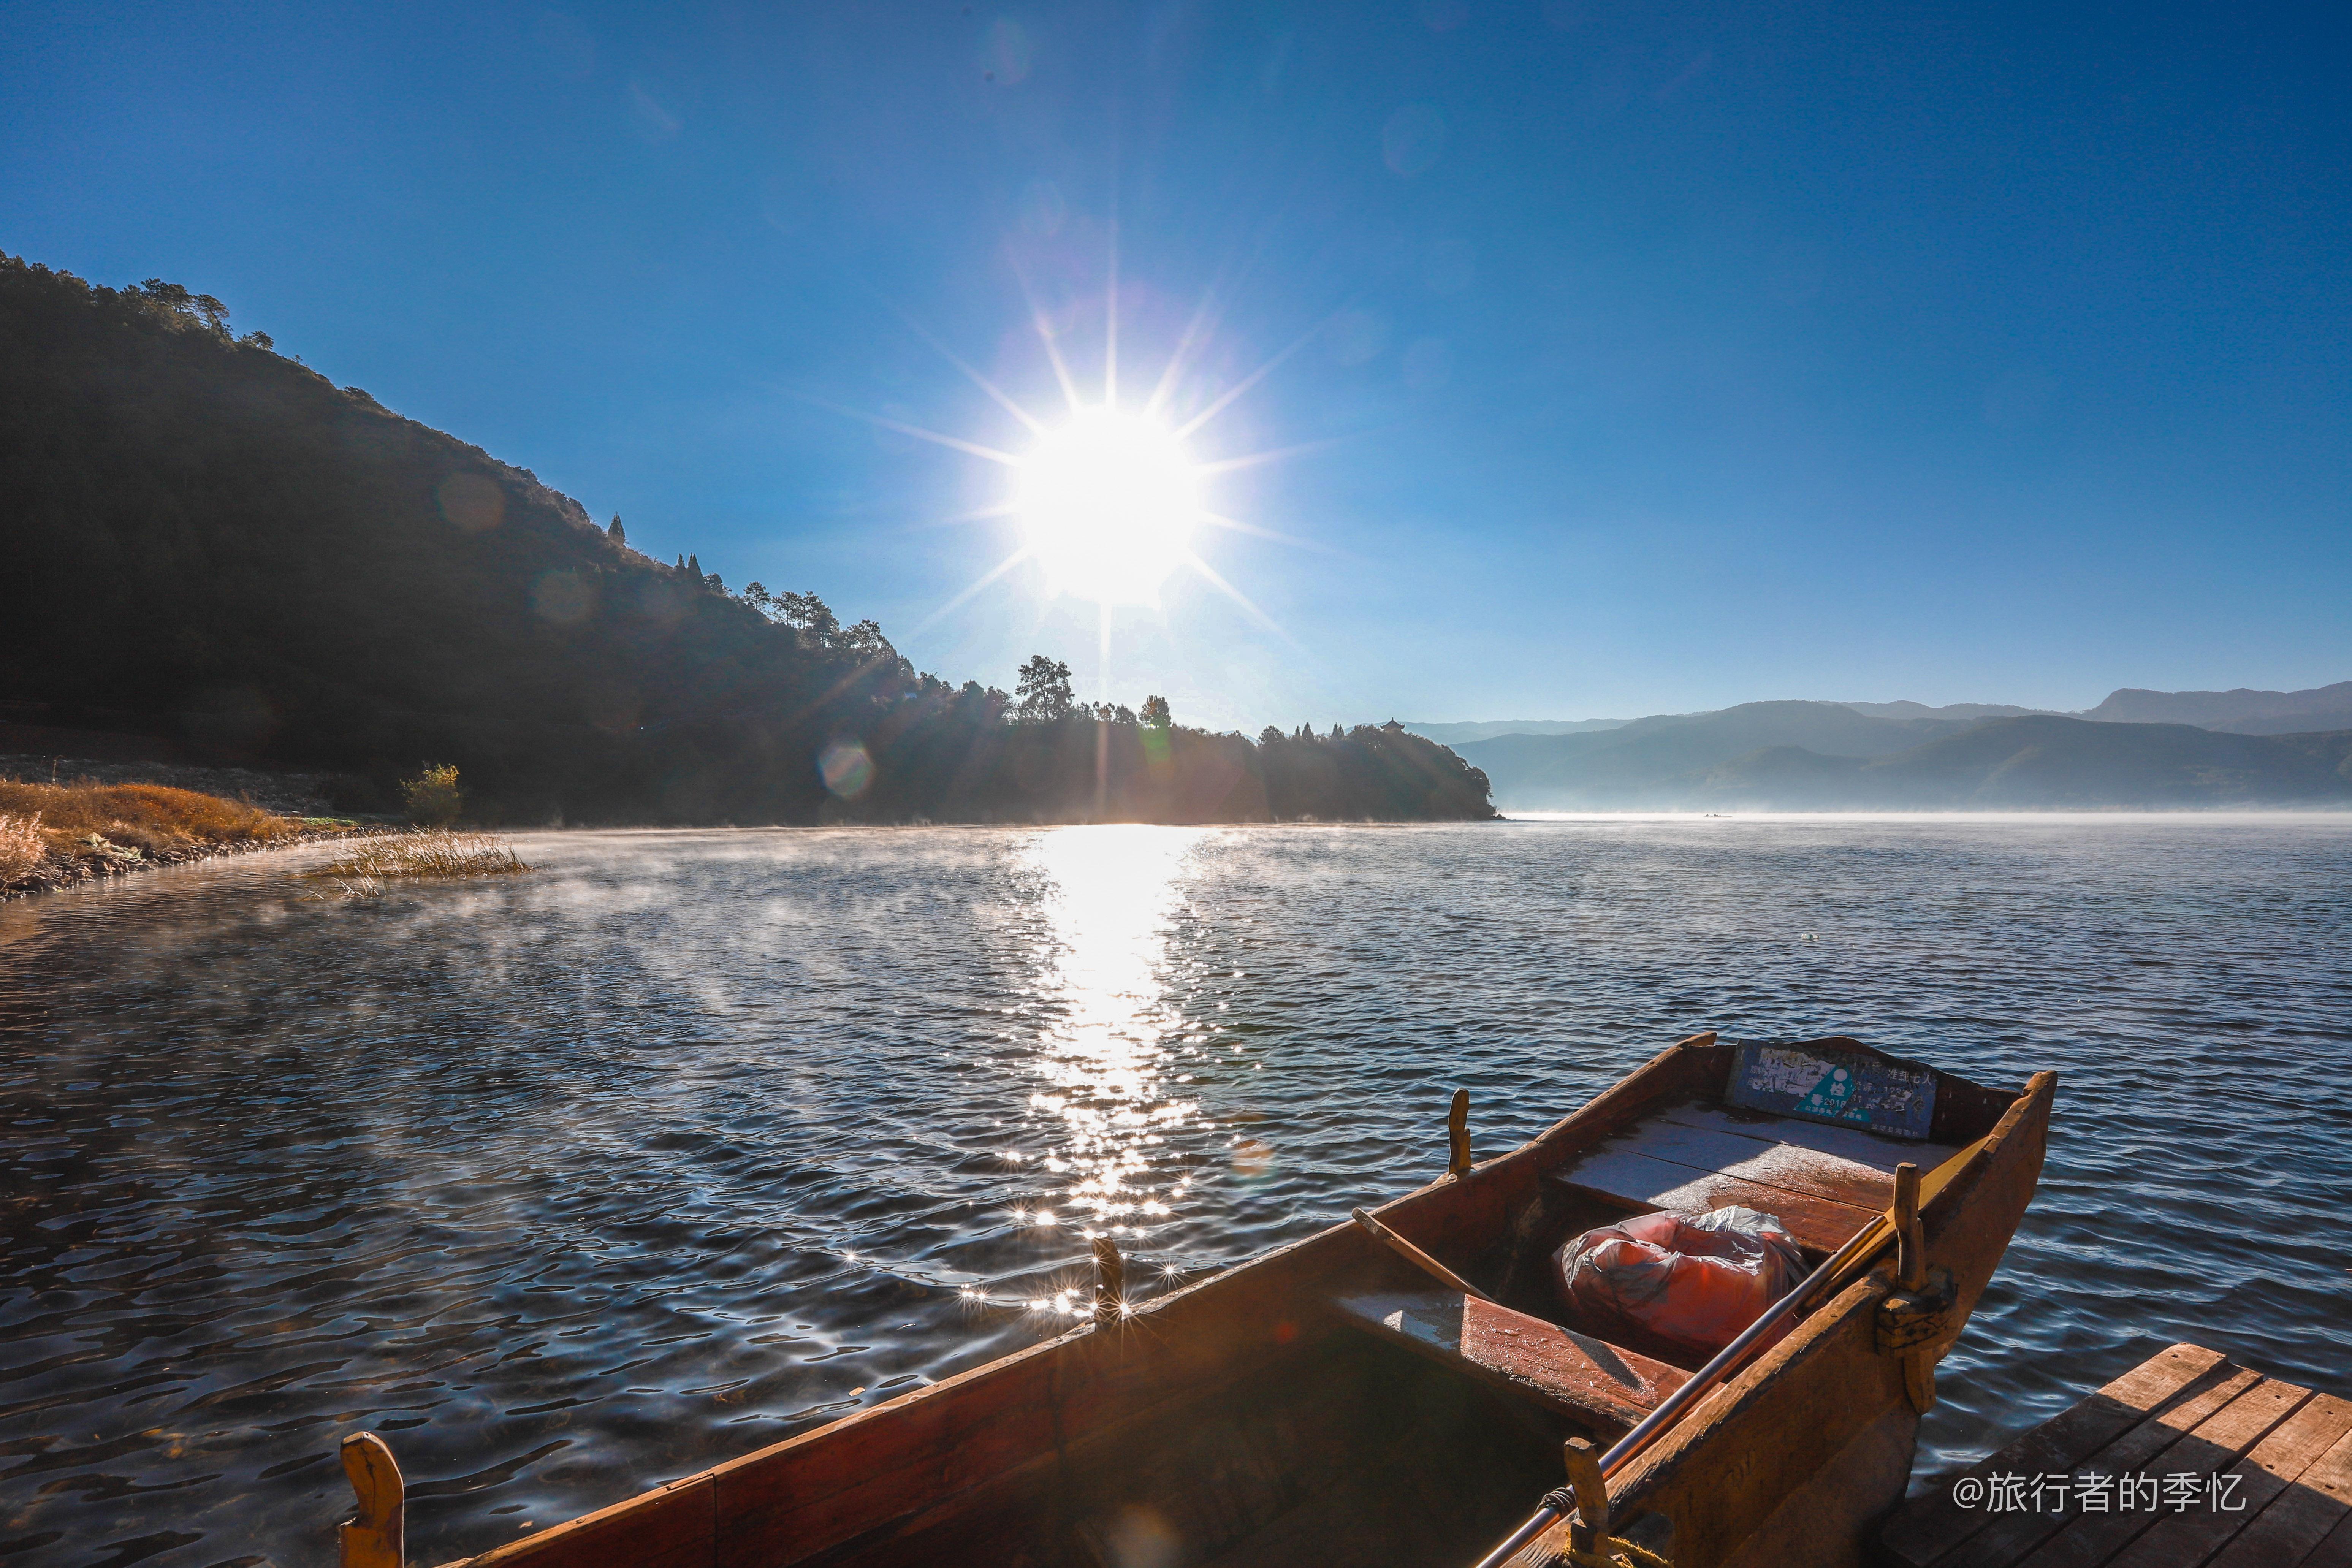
xmin=687 ymin=553 xmax=701 ymax=577
xmin=1015 ymin=655 xmax=1075 ymax=722
xmin=608 ymin=515 xmax=626 ymax=545
xmin=136 ymin=279 xmax=193 ymax=313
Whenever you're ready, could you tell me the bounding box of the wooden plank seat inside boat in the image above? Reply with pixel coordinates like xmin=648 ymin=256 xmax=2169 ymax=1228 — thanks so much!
xmin=1545 ymin=1097 xmax=1964 ymax=1257
xmin=1328 ymin=1096 xmax=1939 ymax=1428
xmin=1332 ymin=1288 xmax=1689 ymax=1436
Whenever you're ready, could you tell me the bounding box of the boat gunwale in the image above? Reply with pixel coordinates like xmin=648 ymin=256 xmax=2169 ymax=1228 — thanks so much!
xmin=1567 ymin=1064 xmax=2059 ymax=1566
xmin=433 ymin=1033 xmax=2043 ymax=1568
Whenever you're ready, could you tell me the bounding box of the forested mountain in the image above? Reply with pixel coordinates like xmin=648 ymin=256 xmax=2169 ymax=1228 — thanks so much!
xmin=0 ymin=254 xmax=1494 ymax=825
xmin=1462 ymin=707 xmax=2352 ymax=810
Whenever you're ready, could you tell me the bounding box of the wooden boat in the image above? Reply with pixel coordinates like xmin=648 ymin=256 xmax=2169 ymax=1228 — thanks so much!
xmin=342 ymin=1031 xmax=2053 ymax=1568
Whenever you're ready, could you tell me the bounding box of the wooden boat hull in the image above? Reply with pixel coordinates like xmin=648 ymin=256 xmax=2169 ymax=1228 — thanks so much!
xmin=417 ymin=1034 xmax=2053 ymax=1568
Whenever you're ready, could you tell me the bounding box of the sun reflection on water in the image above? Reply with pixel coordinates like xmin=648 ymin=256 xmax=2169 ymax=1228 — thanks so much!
xmin=1019 ymin=825 xmax=1204 ymax=1246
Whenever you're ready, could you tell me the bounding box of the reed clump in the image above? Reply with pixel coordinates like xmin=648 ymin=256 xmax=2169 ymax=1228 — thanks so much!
xmin=317 ymin=828 xmax=532 ymax=880
xmin=0 ymin=812 xmax=43 ymax=882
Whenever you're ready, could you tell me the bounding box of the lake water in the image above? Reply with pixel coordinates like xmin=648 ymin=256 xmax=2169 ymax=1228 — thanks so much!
xmin=3 ymin=817 xmax=2348 ymax=1566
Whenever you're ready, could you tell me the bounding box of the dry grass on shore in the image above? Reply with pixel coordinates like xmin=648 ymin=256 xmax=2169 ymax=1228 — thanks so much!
xmin=0 ymin=778 xmax=305 ymax=883
xmin=315 ymin=828 xmax=531 ymax=881
xmin=0 ymin=812 xmax=42 ymax=882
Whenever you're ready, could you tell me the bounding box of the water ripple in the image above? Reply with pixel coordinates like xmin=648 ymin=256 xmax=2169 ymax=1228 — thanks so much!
xmin=1 ymin=817 xmax=2347 ymax=1564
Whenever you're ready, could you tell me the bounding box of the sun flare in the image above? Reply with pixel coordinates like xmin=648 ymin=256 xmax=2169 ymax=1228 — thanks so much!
xmin=814 ymin=249 xmax=1312 ymax=640
xmin=1016 ymin=410 xmax=1201 ymax=605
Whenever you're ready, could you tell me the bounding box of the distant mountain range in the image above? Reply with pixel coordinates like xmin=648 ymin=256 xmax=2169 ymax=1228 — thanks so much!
xmin=1443 ymin=698 xmax=2352 ymax=811
xmin=2078 ymin=682 xmax=2352 ymax=734
xmin=1395 ymin=717 xmax=1633 ymax=744
xmin=1403 ymin=681 xmax=2352 ymax=751
xmin=1833 ymin=701 xmax=2048 ymax=722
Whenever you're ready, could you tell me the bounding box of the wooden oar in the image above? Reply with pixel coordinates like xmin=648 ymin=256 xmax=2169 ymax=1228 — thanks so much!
xmin=1351 ymin=1207 xmax=1498 ymax=1304
xmin=1465 ymin=1132 xmax=1990 ymax=1568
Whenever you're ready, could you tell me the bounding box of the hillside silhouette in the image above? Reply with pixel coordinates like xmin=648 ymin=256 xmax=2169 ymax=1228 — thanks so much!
xmin=0 ymin=255 xmax=1494 ymax=825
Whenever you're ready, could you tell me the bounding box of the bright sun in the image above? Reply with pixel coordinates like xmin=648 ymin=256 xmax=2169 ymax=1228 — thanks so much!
xmin=813 ymin=255 xmax=1299 ymax=637
xmin=1016 ymin=409 xmax=1202 ymax=605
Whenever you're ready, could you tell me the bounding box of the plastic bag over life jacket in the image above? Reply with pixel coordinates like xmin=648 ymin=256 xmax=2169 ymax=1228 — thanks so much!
xmin=1553 ymin=1205 xmax=1805 ymax=1358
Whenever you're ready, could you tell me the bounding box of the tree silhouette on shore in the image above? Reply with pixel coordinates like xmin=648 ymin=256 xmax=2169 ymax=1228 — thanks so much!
xmin=0 ymin=252 xmax=1499 ymax=827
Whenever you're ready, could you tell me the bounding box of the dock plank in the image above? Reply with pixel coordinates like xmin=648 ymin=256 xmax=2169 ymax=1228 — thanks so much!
xmin=2109 ymin=1393 xmax=2352 ymax=1568
xmin=1927 ymin=1365 xmax=2270 ymax=1568
xmin=2305 ymin=1510 xmax=2352 ymax=1568
xmin=2008 ymin=1376 xmax=2312 ymax=1568
xmin=1884 ymin=1345 xmax=2352 ymax=1568
xmin=2205 ymin=1421 xmax=2352 ymax=1568
xmin=1878 ymin=1344 xmax=2233 ymax=1568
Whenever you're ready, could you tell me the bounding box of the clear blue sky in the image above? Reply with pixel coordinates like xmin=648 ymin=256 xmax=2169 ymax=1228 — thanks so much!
xmin=5 ymin=1 xmax=2347 ymax=728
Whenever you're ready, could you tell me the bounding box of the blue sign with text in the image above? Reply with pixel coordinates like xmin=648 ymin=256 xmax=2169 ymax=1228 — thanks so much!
xmin=1724 ymin=1040 xmax=1939 ymax=1140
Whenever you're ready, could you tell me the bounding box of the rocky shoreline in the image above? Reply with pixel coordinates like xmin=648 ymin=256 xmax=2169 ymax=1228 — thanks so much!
xmin=0 ymin=751 xmax=397 ymax=902
xmin=0 ymin=825 xmax=364 ymax=902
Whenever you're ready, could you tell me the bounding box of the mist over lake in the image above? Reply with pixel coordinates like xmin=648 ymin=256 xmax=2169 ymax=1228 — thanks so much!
xmin=4 ymin=817 xmax=2347 ymax=1566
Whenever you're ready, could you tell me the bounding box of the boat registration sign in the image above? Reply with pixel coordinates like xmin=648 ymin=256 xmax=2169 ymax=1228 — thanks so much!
xmin=1725 ymin=1040 xmax=1937 ymax=1140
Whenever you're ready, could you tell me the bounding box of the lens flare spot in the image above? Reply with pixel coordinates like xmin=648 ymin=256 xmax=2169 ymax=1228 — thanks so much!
xmin=819 ymin=740 xmax=873 ymax=799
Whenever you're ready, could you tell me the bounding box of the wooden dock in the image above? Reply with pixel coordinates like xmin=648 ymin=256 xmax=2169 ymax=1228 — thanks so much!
xmin=1879 ymin=1343 xmax=2352 ymax=1568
